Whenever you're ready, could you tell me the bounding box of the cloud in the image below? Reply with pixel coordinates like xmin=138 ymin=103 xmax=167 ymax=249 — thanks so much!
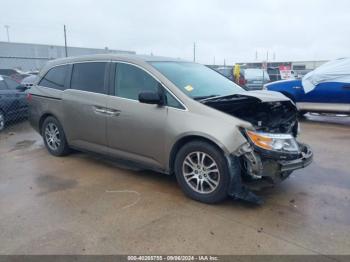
xmin=1 ymin=0 xmax=350 ymax=64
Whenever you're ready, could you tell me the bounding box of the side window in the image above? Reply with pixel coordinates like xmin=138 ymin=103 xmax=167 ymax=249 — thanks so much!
xmin=164 ymin=91 xmax=185 ymax=109
xmin=71 ymin=62 xmax=107 ymax=94
xmin=4 ymin=77 xmax=21 ymax=89
xmin=39 ymin=65 xmax=68 ymax=90
xmin=115 ymin=63 xmax=158 ymax=100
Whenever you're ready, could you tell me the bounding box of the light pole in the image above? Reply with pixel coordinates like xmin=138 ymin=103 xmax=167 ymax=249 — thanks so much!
xmin=4 ymin=25 xmax=10 ymax=42
xmin=64 ymin=25 xmax=68 ymax=57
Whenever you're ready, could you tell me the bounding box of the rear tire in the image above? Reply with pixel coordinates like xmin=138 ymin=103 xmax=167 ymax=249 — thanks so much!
xmin=42 ymin=116 xmax=70 ymax=156
xmin=174 ymin=141 xmax=230 ymax=204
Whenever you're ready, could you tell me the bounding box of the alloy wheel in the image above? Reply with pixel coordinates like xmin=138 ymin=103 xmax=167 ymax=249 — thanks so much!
xmin=182 ymin=151 xmax=220 ymax=194
xmin=44 ymin=122 xmax=61 ymax=151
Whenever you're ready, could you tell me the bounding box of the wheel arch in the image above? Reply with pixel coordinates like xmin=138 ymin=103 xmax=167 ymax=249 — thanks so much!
xmin=168 ymin=135 xmax=227 ymax=175
xmin=39 ymin=112 xmax=61 ymax=134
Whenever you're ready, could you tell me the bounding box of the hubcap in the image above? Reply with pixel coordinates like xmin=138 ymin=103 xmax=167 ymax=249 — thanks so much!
xmin=182 ymin=151 xmax=220 ymax=194
xmin=0 ymin=112 xmax=4 ymax=131
xmin=44 ymin=123 xmax=61 ymax=151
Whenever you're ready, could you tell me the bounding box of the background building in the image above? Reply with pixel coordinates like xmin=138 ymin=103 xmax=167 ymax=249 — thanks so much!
xmin=236 ymin=60 xmax=327 ymax=70
xmin=0 ymin=41 xmax=135 ymax=71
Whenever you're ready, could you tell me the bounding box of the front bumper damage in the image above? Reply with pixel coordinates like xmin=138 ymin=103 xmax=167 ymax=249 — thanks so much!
xmin=227 ymin=142 xmax=313 ymax=204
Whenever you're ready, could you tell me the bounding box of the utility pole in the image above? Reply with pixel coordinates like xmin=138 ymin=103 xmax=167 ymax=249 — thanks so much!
xmin=4 ymin=25 xmax=10 ymax=42
xmin=213 ymin=56 xmax=215 ymax=65
xmin=224 ymin=59 xmax=226 ymax=66
xmin=193 ymin=42 xmax=196 ymax=62
xmin=64 ymin=25 xmax=68 ymax=57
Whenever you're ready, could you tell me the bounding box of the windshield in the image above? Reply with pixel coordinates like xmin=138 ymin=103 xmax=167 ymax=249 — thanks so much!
xmin=217 ymin=67 xmax=232 ymax=77
xmin=150 ymin=62 xmax=244 ymax=99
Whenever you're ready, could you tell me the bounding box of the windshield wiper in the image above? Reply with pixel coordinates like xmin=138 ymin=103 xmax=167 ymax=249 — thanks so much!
xmin=193 ymin=95 xmax=220 ymax=101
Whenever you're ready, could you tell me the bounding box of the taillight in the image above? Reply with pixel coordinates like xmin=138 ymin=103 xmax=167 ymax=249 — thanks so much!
xmin=26 ymin=93 xmax=32 ymax=101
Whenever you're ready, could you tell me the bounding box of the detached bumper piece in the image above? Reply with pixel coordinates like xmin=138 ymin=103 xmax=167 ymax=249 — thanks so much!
xmin=279 ymin=144 xmax=313 ymax=172
xmin=227 ymin=143 xmax=313 ymax=205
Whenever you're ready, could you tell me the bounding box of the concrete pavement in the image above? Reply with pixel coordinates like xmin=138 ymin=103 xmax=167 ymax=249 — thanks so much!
xmin=0 ymin=115 xmax=349 ymax=255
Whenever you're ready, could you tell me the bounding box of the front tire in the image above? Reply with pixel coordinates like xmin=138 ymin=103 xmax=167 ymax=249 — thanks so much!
xmin=174 ymin=141 xmax=230 ymax=204
xmin=42 ymin=116 xmax=70 ymax=156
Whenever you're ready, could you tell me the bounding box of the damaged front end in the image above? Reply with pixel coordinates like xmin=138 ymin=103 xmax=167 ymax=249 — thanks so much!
xmin=201 ymin=93 xmax=313 ymax=204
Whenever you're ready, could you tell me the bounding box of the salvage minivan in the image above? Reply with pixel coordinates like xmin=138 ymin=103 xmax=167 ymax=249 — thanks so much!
xmin=28 ymin=54 xmax=313 ymax=204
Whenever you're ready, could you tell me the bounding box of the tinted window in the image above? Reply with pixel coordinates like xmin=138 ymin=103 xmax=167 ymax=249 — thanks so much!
xmin=4 ymin=77 xmax=21 ymax=89
xmin=115 ymin=63 xmax=159 ymax=100
xmin=71 ymin=62 xmax=107 ymax=94
xmin=39 ymin=65 xmax=68 ymax=90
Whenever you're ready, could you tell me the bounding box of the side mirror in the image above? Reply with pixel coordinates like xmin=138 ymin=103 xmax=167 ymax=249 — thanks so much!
xmin=16 ymin=84 xmax=28 ymax=92
xmin=138 ymin=91 xmax=164 ymax=105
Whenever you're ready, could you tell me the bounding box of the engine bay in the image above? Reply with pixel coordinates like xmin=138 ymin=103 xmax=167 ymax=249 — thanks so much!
xmin=200 ymin=94 xmax=298 ymax=136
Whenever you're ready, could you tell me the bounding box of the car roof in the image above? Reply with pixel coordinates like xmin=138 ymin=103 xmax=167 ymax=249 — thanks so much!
xmin=45 ymin=54 xmax=187 ymax=68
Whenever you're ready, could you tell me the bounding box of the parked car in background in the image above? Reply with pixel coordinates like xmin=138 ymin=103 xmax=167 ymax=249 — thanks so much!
xmin=0 ymin=69 xmax=20 ymax=77
xmin=264 ymin=58 xmax=350 ymax=115
xmin=0 ymin=68 xmax=30 ymax=83
xmin=10 ymin=73 xmax=31 ymax=83
xmin=215 ymin=66 xmax=247 ymax=87
xmin=27 ymin=70 xmax=40 ymax=75
xmin=243 ymin=68 xmax=270 ymax=90
xmin=28 ymin=54 xmax=312 ymax=204
xmin=267 ymin=67 xmax=282 ymax=82
xmin=0 ymin=75 xmax=28 ymax=131
xmin=21 ymin=74 xmax=37 ymax=87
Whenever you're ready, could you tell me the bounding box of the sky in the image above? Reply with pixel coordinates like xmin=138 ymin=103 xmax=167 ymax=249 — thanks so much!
xmin=1 ymin=0 xmax=350 ymax=65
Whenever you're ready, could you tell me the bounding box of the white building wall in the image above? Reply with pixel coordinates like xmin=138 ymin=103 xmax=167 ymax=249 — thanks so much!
xmin=0 ymin=41 xmax=135 ymax=71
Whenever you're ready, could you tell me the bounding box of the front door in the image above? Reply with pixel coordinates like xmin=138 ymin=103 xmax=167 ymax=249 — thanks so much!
xmin=106 ymin=62 xmax=167 ymax=170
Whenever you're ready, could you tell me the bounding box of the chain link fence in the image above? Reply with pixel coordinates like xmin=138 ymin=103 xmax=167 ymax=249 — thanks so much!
xmin=0 ymin=75 xmax=29 ymax=132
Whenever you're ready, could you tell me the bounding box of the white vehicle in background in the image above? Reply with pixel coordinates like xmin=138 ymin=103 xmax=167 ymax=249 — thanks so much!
xmin=21 ymin=74 xmax=37 ymax=87
xmin=265 ymin=58 xmax=350 ymax=115
xmin=242 ymin=68 xmax=270 ymax=90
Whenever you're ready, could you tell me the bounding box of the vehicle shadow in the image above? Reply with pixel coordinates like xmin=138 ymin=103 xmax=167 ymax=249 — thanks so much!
xmin=71 ymin=151 xmax=276 ymax=209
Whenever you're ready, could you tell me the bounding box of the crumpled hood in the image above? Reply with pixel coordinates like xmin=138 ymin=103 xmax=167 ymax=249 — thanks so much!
xmin=240 ymin=90 xmax=291 ymax=103
xmin=201 ymin=90 xmax=298 ymax=135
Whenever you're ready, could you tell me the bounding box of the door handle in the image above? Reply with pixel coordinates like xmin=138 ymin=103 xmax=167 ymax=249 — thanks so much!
xmin=94 ymin=107 xmax=106 ymax=114
xmin=105 ymin=109 xmax=121 ymax=116
xmin=292 ymin=86 xmax=302 ymax=89
xmin=342 ymin=86 xmax=350 ymax=90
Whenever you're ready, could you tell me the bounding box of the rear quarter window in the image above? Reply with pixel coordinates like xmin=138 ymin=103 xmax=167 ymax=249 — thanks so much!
xmin=39 ymin=65 xmax=69 ymax=90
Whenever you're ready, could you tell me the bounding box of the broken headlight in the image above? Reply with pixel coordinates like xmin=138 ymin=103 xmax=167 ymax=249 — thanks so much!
xmin=246 ymin=130 xmax=299 ymax=152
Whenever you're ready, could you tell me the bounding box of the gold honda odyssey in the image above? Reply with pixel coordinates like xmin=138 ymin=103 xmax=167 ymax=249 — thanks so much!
xmin=28 ymin=54 xmax=312 ymax=204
